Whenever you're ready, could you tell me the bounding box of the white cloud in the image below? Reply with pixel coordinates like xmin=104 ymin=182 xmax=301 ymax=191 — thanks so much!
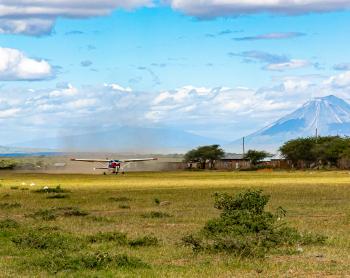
xmin=0 ymin=47 xmax=52 ymax=81
xmin=1 ymin=1 xmax=349 ymax=35
xmin=0 ymin=0 xmax=154 ymax=35
xmin=2 ymin=70 xmax=350 ymax=144
xmin=325 ymin=71 xmax=350 ymax=88
xmin=0 ymin=18 xmax=54 ymax=36
xmin=49 ymin=83 xmax=78 ymax=97
xmin=266 ymin=59 xmax=310 ymax=71
xmin=169 ymin=0 xmax=350 ymax=18
xmin=234 ymin=32 xmax=305 ymax=41
xmin=147 ymin=85 xmax=290 ymax=124
xmin=104 ymin=83 xmax=132 ymax=93
xmin=0 ymin=108 xmax=21 ymax=118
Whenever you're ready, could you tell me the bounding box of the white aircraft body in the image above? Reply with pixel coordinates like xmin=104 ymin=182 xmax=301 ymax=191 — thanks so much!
xmin=71 ymin=157 xmax=158 ymax=174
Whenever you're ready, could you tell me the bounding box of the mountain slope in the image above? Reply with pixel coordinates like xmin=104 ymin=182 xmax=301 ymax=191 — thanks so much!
xmin=14 ymin=126 xmax=226 ymax=153
xmin=228 ymin=95 xmax=350 ymax=151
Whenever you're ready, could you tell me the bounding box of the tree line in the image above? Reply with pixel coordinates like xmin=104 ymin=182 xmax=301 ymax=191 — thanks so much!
xmin=184 ymin=145 xmax=271 ymax=169
xmin=184 ymin=136 xmax=350 ymax=169
xmin=280 ymin=136 xmax=350 ymax=168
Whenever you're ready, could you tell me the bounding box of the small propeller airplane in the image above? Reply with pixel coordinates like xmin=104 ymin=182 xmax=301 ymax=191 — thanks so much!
xmin=71 ymin=157 xmax=158 ymax=174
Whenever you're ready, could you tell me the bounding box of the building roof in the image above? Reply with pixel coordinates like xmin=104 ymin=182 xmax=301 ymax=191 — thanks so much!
xmin=221 ymin=152 xmax=286 ymax=162
xmin=221 ymin=153 xmax=246 ymax=160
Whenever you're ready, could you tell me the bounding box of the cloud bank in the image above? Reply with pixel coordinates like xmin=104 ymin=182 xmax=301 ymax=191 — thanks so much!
xmin=0 ymin=0 xmax=153 ymax=35
xmin=1 ymin=1 xmax=350 ymax=35
xmin=229 ymin=51 xmax=311 ymax=71
xmin=0 ymin=47 xmax=52 ymax=81
xmin=2 ymin=70 xmax=350 ymax=143
xmin=169 ymin=0 xmax=350 ymax=18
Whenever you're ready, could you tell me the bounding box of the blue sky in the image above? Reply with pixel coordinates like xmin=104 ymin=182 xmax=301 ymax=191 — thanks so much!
xmin=1 ymin=1 xmax=350 ymax=145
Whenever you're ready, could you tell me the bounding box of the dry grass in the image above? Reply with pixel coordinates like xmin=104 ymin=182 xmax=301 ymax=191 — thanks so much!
xmin=0 ymin=171 xmax=349 ymax=277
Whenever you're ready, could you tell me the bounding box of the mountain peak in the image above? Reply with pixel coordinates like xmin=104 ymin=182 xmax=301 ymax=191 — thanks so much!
xmin=317 ymin=94 xmax=338 ymax=100
xmin=229 ymin=95 xmax=350 ymax=152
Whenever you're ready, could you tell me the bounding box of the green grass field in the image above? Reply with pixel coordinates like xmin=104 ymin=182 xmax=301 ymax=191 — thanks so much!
xmin=0 ymin=171 xmax=349 ymax=277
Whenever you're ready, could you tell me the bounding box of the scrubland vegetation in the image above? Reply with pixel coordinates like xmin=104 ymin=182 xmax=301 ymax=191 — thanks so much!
xmin=0 ymin=171 xmax=349 ymax=277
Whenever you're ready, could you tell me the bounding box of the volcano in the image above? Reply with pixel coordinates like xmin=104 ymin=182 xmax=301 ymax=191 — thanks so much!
xmin=229 ymin=95 xmax=350 ymax=151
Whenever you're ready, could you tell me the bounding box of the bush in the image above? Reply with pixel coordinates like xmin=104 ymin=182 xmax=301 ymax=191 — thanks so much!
xmin=0 ymin=202 xmax=21 ymax=209
xmin=47 ymin=194 xmax=69 ymax=199
xmin=87 ymin=232 xmax=128 ymax=244
xmin=33 ymin=186 xmax=69 ymax=194
xmin=12 ymin=230 xmax=81 ymax=250
xmin=109 ymin=197 xmax=132 ymax=202
xmin=59 ymin=207 xmax=89 ymax=217
xmin=27 ymin=207 xmax=88 ymax=221
xmin=0 ymin=159 xmax=17 ymax=170
xmin=33 ymin=251 xmax=149 ymax=273
xmin=0 ymin=219 xmax=19 ymax=229
xmin=128 ymin=236 xmax=159 ymax=247
xmin=118 ymin=204 xmax=130 ymax=209
xmin=141 ymin=211 xmax=171 ymax=218
xmin=26 ymin=209 xmax=57 ymax=221
xmin=182 ymin=189 xmax=326 ymax=257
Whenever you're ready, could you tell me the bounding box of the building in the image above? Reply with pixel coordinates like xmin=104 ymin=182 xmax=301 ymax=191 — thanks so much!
xmin=216 ymin=153 xmax=251 ymax=170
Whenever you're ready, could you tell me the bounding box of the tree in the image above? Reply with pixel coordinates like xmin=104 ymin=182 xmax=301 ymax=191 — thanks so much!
xmin=184 ymin=145 xmax=225 ymax=169
xmin=244 ymin=150 xmax=270 ymax=166
xmin=280 ymin=136 xmax=350 ymax=168
xmin=279 ymin=138 xmax=316 ymax=167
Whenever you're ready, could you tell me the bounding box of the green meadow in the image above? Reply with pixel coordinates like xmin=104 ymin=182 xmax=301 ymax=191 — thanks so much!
xmin=0 ymin=171 xmax=349 ymax=277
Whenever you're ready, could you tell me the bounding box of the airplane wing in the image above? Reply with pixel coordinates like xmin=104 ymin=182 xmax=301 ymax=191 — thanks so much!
xmin=71 ymin=158 xmax=110 ymax=163
xmin=120 ymin=158 xmax=158 ymax=163
xmin=71 ymin=158 xmax=158 ymax=163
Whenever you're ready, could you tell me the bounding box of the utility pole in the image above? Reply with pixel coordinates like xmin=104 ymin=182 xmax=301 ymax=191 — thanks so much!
xmin=242 ymin=137 xmax=245 ymax=158
xmin=315 ymin=128 xmax=318 ymax=143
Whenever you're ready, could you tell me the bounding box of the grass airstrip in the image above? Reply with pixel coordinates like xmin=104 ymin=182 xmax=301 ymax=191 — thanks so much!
xmin=0 ymin=171 xmax=349 ymax=277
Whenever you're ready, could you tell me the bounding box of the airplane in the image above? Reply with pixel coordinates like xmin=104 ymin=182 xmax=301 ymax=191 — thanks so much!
xmin=70 ymin=157 xmax=158 ymax=174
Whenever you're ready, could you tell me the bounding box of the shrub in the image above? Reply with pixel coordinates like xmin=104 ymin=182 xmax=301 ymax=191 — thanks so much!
xmin=141 ymin=211 xmax=171 ymax=218
xmin=33 ymin=186 xmax=69 ymax=194
xmin=33 ymin=252 xmax=149 ymax=273
xmin=26 ymin=207 xmax=88 ymax=221
xmin=0 ymin=159 xmax=17 ymax=170
xmin=0 ymin=219 xmax=19 ymax=229
xmin=87 ymin=232 xmax=128 ymax=244
xmin=80 ymin=252 xmax=114 ymax=269
xmin=182 ymin=189 xmax=326 ymax=257
xmin=60 ymin=207 xmax=89 ymax=217
xmin=26 ymin=209 xmax=57 ymax=221
xmin=182 ymin=234 xmax=203 ymax=253
xmin=128 ymin=236 xmax=159 ymax=247
xmin=47 ymin=194 xmax=69 ymax=199
xmin=0 ymin=202 xmax=21 ymax=209
xmin=12 ymin=231 xmax=80 ymax=250
xmin=118 ymin=204 xmax=130 ymax=209
xmin=109 ymin=197 xmax=132 ymax=202
xmin=154 ymin=198 xmax=161 ymax=205
xmin=10 ymin=186 xmax=19 ymax=190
